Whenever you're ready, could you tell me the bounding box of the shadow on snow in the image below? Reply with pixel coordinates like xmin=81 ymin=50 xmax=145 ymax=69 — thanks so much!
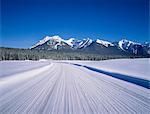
xmin=72 ymin=63 xmax=149 ymax=89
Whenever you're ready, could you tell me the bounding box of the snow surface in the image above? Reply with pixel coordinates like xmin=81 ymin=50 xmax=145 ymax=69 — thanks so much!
xmin=0 ymin=61 xmax=49 ymax=77
xmin=0 ymin=59 xmax=149 ymax=114
xmin=64 ymin=58 xmax=150 ymax=80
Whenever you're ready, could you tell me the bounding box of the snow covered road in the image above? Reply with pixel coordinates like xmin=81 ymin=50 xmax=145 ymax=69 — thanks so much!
xmin=0 ymin=60 xmax=149 ymax=114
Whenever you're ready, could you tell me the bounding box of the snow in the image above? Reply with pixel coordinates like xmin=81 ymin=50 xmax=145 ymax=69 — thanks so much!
xmin=64 ymin=58 xmax=150 ymax=80
xmin=65 ymin=38 xmax=75 ymax=47
xmin=78 ymin=38 xmax=93 ymax=48
xmin=0 ymin=64 xmax=53 ymax=87
xmin=31 ymin=35 xmax=93 ymax=49
xmin=30 ymin=36 xmax=51 ymax=49
xmin=0 ymin=61 xmax=49 ymax=77
xmin=96 ymin=39 xmax=114 ymax=47
xmin=0 ymin=59 xmax=149 ymax=114
xmin=64 ymin=37 xmax=93 ymax=48
xmin=118 ymin=39 xmax=141 ymax=50
xmin=30 ymin=35 xmax=64 ymax=49
xmin=39 ymin=59 xmax=48 ymax=61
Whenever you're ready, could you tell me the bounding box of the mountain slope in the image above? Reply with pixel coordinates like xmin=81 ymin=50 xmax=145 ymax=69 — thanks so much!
xmin=79 ymin=41 xmax=128 ymax=55
xmin=117 ymin=39 xmax=149 ymax=55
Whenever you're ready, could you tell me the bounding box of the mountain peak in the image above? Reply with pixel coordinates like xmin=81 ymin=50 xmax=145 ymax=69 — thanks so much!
xmin=96 ymin=39 xmax=114 ymax=47
xmin=65 ymin=38 xmax=75 ymax=47
xmin=50 ymin=35 xmax=63 ymax=41
xmin=118 ymin=39 xmax=141 ymax=50
xmin=119 ymin=39 xmax=141 ymax=45
xmin=30 ymin=35 xmax=63 ymax=49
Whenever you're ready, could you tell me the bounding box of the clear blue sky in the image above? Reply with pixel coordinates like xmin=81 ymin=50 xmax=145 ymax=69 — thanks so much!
xmin=1 ymin=0 xmax=149 ymax=48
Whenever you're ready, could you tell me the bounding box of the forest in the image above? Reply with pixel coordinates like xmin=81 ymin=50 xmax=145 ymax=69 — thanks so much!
xmin=0 ymin=47 xmax=149 ymax=61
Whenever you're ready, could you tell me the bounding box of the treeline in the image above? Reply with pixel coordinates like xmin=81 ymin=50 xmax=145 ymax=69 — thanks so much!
xmin=0 ymin=47 xmax=149 ymax=61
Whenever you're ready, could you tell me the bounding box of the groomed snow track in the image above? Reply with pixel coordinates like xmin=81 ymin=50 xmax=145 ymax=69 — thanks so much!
xmin=0 ymin=62 xmax=149 ymax=114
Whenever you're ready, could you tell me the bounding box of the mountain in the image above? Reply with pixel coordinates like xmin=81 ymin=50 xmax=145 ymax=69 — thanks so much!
xmin=31 ymin=35 xmax=93 ymax=51
xmin=96 ymin=39 xmax=114 ymax=47
xmin=31 ymin=35 xmax=150 ymax=56
xmin=117 ymin=39 xmax=149 ymax=55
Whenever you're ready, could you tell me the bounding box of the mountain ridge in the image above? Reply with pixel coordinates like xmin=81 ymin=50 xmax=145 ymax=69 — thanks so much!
xmin=31 ymin=35 xmax=150 ymax=56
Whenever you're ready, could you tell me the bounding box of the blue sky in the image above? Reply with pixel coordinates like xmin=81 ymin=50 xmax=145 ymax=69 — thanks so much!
xmin=1 ymin=0 xmax=149 ymax=48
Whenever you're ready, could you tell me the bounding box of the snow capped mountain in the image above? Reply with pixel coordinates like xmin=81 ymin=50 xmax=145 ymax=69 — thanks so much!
xmin=65 ymin=38 xmax=75 ymax=47
xmin=118 ymin=39 xmax=143 ymax=54
xmin=63 ymin=38 xmax=93 ymax=49
xmin=96 ymin=39 xmax=114 ymax=47
xmin=30 ymin=35 xmax=64 ymax=49
xmin=143 ymin=42 xmax=150 ymax=55
xmin=118 ymin=39 xmax=141 ymax=50
xmin=76 ymin=38 xmax=93 ymax=49
xmin=31 ymin=35 xmax=93 ymax=50
xmin=144 ymin=42 xmax=150 ymax=48
xmin=30 ymin=35 xmax=150 ymax=56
